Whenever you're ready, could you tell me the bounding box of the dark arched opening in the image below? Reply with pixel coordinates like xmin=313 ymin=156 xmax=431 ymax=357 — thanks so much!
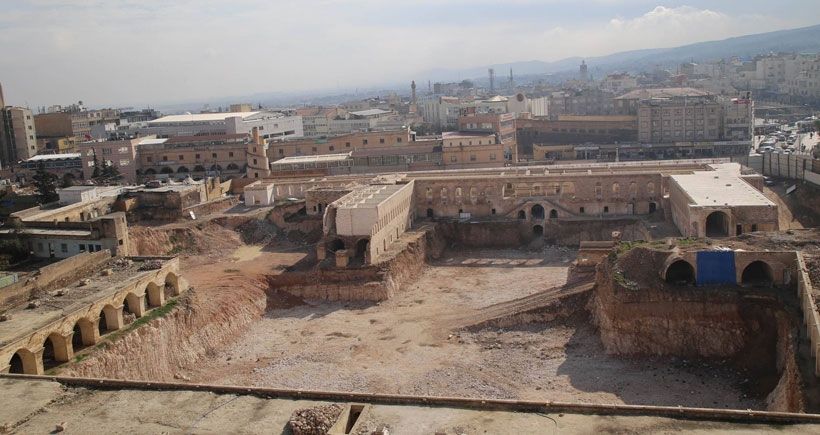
xmin=533 ymin=225 xmax=543 ymax=236
xmin=705 ymin=211 xmax=729 ymax=237
xmin=226 ymin=163 xmax=239 ymax=171
xmin=355 ymin=239 xmax=369 ymax=263
xmin=8 ymin=352 xmax=24 ymax=374
xmin=426 ymin=208 xmax=433 ymax=218
xmin=160 ymin=166 xmax=174 ymax=174
xmin=72 ymin=322 xmax=87 ymax=351
xmin=329 ymin=239 xmax=345 ymax=252
xmin=549 ymin=209 xmax=558 ymax=219
xmin=531 ymin=204 xmax=545 ymax=220
xmin=144 ymin=168 xmax=156 ymax=175
xmin=741 ymin=261 xmax=774 ymax=287
xmin=42 ymin=334 xmax=60 ymax=370
xmin=98 ymin=310 xmax=110 ymax=336
xmin=177 ymin=166 xmax=189 ymax=173
xmin=665 ymin=260 xmax=695 ymax=285
xmin=193 ymin=165 xmax=206 ymax=172
xmin=517 ymin=210 xmax=526 ymax=220
xmin=649 ymin=202 xmax=657 ymax=213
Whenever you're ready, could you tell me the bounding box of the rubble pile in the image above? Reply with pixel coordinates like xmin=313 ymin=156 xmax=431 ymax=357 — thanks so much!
xmin=288 ymin=404 xmax=343 ymax=435
xmin=138 ymin=260 xmax=163 ymax=271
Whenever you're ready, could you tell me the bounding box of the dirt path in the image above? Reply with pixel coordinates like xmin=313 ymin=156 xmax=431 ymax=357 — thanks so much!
xmin=181 ymin=248 xmax=762 ymax=409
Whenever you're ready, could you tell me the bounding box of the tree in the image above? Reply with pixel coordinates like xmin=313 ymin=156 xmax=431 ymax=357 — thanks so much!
xmin=101 ymin=163 xmax=123 ymax=183
xmin=91 ymin=151 xmax=101 ymax=180
xmin=32 ymin=162 xmax=59 ymax=204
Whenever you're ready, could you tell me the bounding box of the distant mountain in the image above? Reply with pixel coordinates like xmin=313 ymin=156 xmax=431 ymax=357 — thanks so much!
xmin=419 ymin=24 xmax=820 ymax=84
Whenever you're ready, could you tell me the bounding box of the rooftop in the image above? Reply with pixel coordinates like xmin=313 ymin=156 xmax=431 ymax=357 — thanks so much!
xmin=149 ymin=112 xmax=260 ymax=124
xmin=615 ymin=87 xmax=712 ymax=100
xmin=349 ymin=108 xmax=391 ymax=117
xmin=271 ymin=153 xmax=351 ymax=166
xmin=442 ymin=131 xmax=496 ymax=140
xmin=335 ymin=183 xmax=408 ymax=209
xmin=24 ymin=153 xmax=81 ymax=162
xmin=670 ymin=163 xmax=775 ymax=207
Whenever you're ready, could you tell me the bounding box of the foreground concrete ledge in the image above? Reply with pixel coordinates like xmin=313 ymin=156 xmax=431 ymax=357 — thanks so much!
xmin=2 ymin=373 xmax=819 ymax=425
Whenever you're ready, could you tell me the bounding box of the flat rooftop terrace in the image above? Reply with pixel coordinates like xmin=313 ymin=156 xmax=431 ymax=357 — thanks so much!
xmin=671 ymin=163 xmax=775 ymax=207
xmin=0 ymin=258 xmax=170 ymax=348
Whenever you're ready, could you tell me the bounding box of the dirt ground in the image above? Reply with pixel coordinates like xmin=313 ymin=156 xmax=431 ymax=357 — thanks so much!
xmin=181 ymin=247 xmax=762 ymax=410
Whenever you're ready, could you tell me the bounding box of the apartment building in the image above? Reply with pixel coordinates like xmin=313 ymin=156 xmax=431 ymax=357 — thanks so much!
xmin=0 ymin=106 xmax=38 ymax=168
xmin=77 ymin=137 xmax=144 ymax=184
xmin=441 ymin=131 xmax=507 ymax=169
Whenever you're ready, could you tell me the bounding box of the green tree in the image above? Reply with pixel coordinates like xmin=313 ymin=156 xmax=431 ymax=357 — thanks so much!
xmin=32 ymin=162 xmax=59 ymax=203
xmin=91 ymin=150 xmax=101 ymax=180
xmin=101 ymin=163 xmax=123 ymax=183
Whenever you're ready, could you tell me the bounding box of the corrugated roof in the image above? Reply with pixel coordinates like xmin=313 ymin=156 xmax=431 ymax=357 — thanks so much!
xmin=25 ymin=153 xmax=81 ymax=161
xmin=150 ymin=112 xmax=260 ymax=124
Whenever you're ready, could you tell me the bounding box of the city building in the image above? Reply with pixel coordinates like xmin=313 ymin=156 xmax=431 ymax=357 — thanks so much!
xmin=136 ymin=134 xmax=249 ymax=179
xmin=77 ymin=137 xmax=146 ymax=184
xmin=295 ymin=107 xmax=347 ymax=137
xmin=441 ymin=131 xmax=507 ymax=169
xmin=136 ymin=111 xmax=303 ymax=139
xmin=267 ymin=128 xmax=413 ymax=161
xmin=1 ymin=106 xmax=38 ymax=168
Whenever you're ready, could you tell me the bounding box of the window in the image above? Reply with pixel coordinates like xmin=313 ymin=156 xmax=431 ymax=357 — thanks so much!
xmin=79 ymin=244 xmax=86 ymax=252
xmin=603 ymin=206 xmax=609 ymax=213
xmin=147 ymin=156 xmax=153 ymax=162
xmin=329 ymin=146 xmax=334 ymax=151
xmin=380 ymin=138 xmax=385 ymax=144
xmin=312 ymin=146 xmax=317 ymax=152
xmin=397 ymin=138 xmax=402 ymax=143
xmin=363 ymin=139 xmax=368 ymax=145
xmin=579 ymin=207 xmax=585 ymax=214
xmin=119 ymin=159 xmax=130 ymax=166
xmin=61 ymin=243 xmax=68 ymax=253
xmin=195 ymin=153 xmax=200 ymax=159
xmin=345 ymin=142 xmax=351 ymax=147
xmin=450 ymin=155 xmax=457 ymax=162
xmin=253 ymin=158 xmax=257 ymax=165
xmin=162 ymin=156 xmax=168 ymax=161
xmin=229 ymin=151 xmax=234 ymax=157
xmin=178 ymin=155 xmax=184 ymax=161
xmin=37 ymin=242 xmax=43 ymax=252
xmin=102 ymin=148 xmax=112 ymax=155
xmin=489 ymin=153 xmax=496 ymax=161
xmin=278 ymin=149 xmax=284 ymax=155
xmin=469 ymin=154 xmax=476 ymax=161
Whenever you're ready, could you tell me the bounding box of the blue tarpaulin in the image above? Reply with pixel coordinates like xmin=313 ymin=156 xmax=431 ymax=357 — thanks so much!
xmin=696 ymin=251 xmax=736 ymax=286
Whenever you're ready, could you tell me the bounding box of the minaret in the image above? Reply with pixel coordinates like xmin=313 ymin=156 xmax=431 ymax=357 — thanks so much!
xmin=0 ymin=82 xmax=5 ymax=108
xmin=409 ymin=81 xmax=418 ymax=114
xmin=579 ymin=60 xmax=589 ymax=82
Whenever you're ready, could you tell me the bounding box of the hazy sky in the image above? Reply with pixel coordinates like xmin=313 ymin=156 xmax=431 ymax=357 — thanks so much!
xmin=2 ymin=0 xmax=819 ymax=108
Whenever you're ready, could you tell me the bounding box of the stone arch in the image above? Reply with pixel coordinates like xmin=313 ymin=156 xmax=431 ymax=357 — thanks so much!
xmin=8 ymin=348 xmax=37 ymax=374
xmin=354 ymin=239 xmax=369 ymax=263
xmin=531 ymin=204 xmax=545 ymax=220
xmin=440 ymin=187 xmax=448 ymax=202
xmin=226 ymin=163 xmax=239 ymax=171
xmin=160 ymin=166 xmax=174 ymax=174
xmin=146 ymin=282 xmax=164 ymax=308
xmin=426 ymin=208 xmax=433 ymax=218
xmin=647 ymin=182 xmax=656 ymax=196
xmin=177 ymin=166 xmax=190 ymax=173
xmin=611 ymin=182 xmax=620 ymax=197
xmin=629 ymin=182 xmax=638 ymax=199
xmin=144 ymin=168 xmax=156 ymax=175
xmin=41 ymin=334 xmax=59 ymax=370
xmin=741 ymin=261 xmax=774 ymax=287
xmin=165 ymin=272 xmax=180 ymax=297
xmin=665 ymin=260 xmax=695 ymax=285
xmin=425 ymin=187 xmax=433 ymax=201
xmin=517 ymin=210 xmax=526 ymax=219
xmin=469 ymin=187 xmax=478 ymax=204
xmin=705 ymin=211 xmax=730 ymax=238
xmin=533 ymin=224 xmax=544 ymax=236
xmin=72 ymin=318 xmax=97 ymax=350
xmin=193 ymin=165 xmax=206 ymax=172
xmin=549 ymin=209 xmax=558 ymax=219
xmin=328 ymin=239 xmax=346 ymax=252
xmin=210 ymin=164 xmax=222 ymax=171
xmin=649 ymin=202 xmax=657 ymax=213
xmin=123 ymin=292 xmax=144 ymax=318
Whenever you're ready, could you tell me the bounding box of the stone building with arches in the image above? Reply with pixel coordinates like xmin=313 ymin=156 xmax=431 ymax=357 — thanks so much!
xmin=0 ymin=256 xmax=187 ymax=375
